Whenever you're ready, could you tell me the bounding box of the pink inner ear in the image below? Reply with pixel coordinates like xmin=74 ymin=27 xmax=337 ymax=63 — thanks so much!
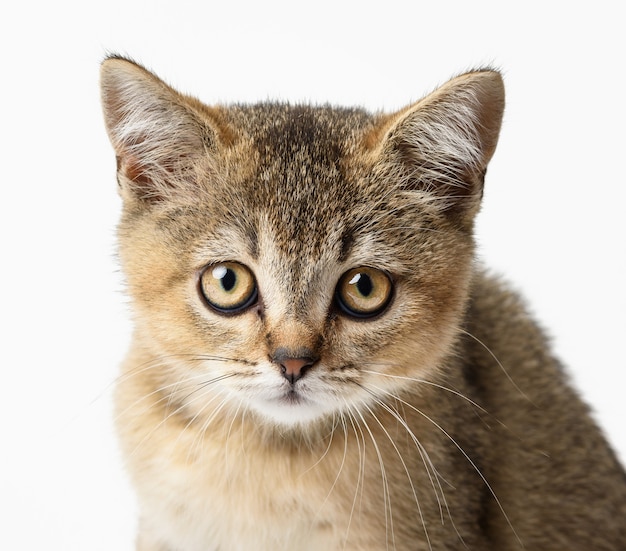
xmin=117 ymin=149 xmax=169 ymax=203
xmin=118 ymin=145 xmax=203 ymax=204
xmin=122 ymin=154 xmax=150 ymax=185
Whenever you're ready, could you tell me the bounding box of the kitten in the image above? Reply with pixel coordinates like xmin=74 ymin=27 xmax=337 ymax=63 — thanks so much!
xmin=101 ymin=56 xmax=626 ymax=550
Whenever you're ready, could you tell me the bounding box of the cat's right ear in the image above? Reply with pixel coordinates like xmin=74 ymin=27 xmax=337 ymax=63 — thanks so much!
xmin=100 ymin=56 xmax=226 ymax=205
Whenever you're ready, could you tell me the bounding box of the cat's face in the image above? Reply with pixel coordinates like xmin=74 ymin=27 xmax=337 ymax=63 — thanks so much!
xmin=102 ymin=58 xmax=504 ymax=429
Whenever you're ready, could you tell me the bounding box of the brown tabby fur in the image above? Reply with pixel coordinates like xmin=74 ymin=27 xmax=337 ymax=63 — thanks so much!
xmin=101 ymin=56 xmax=626 ymax=550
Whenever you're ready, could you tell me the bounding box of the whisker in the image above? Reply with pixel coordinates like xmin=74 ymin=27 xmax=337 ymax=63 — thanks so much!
xmin=113 ymin=371 xmax=236 ymax=427
xmin=126 ymin=390 xmax=206 ymax=459
xmin=360 ymin=367 xmax=489 ymax=415
xmin=180 ymin=373 xmax=238 ymax=403
xmin=111 ymin=353 xmax=244 ymax=390
xmin=358 ymin=397 xmax=432 ymax=551
xmin=357 ymin=384 xmax=473 ymax=548
xmin=88 ymin=355 xmax=176 ymax=409
xmin=109 ymin=352 xmax=244 ymax=423
xmin=365 ymin=382 xmax=522 ymax=547
xmin=458 ymin=328 xmax=534 ymax=405
xmin=304 ymin=413 xmax=347 ymax=542
xmin=351 ymin=405 xmax=395 ymax=550
xmin=361 ymin=362 xmax=515 ymax=437
xmin=124 ymin=372 xmax=238 ymax=460
xmin=221 ymin=398 xmax=245 ymax=471
xmin=342 ymin=406 xmax=367 ymax=549
xmin=300 ymin=414 xmax=340 ymax=479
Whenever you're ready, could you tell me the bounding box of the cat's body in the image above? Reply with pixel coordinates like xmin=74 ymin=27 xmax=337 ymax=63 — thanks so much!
xmin=101 ymin=57 xmax=626 ymax=550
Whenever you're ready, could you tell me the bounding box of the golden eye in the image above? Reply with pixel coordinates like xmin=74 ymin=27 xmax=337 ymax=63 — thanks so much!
xmin=199 ymin=262 xmax=258 ymax=313
xmin=335 ymin=267 xmax=393 ymax=318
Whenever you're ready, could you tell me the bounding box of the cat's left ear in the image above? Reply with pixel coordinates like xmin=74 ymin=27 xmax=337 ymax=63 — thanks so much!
xmin=374 ymin=70 xmax=505 ymax=226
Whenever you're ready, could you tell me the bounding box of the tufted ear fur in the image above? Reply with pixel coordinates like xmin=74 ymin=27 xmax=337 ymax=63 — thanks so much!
xmin=100 ymin=56 xmax=228 ymax=205
xmin=375 ymin=70 xmax=505 ymax=226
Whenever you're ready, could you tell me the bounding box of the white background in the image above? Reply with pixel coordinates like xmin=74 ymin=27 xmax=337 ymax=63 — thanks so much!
xmin=1 ymin=1 xmax=624 ymax=549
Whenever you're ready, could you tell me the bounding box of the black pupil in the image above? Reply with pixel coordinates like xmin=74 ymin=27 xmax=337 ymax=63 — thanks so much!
xmin=356 ymin=273 xmax=373 ymax=297
xmin=221 ymin=268 xmax=237 ymax=292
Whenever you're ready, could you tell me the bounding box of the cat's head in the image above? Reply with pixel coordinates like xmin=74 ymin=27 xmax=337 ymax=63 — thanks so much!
xmin=101 ymin=57 xmax=504 ymax=429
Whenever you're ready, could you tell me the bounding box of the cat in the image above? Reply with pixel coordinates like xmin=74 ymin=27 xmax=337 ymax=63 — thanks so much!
xmin=100 ymin=56 xmax=626 ymax=550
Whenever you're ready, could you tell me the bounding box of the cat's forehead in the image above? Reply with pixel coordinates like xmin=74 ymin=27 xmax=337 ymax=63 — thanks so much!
xmin=187 ymin=103 xmax=427 ymax=278
xmin=231 ymin=103 xmax=376 ymax=151
xmin=217 ymin=105 xmax=381 ymax=253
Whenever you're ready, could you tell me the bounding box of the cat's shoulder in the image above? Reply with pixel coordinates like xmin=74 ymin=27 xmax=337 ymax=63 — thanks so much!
xmin=465 ymin=268 xmax=552 ymax=365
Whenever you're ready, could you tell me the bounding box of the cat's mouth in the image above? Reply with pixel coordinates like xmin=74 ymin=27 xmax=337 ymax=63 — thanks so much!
xmin=282 ymin=388 xmax=307 ymax=405
xmin=251 ymin=384 xmax=332 ymax=425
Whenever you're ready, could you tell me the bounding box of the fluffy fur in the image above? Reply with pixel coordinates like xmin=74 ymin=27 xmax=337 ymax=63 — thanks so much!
xmin=101 ymin=56 xmax=626 ymax=550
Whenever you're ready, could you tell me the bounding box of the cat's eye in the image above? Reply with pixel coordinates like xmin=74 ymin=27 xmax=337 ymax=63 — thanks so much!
xmin=199 ymin=262 xmax=258 ymax=314
xmin=335 ymin=267 xmax=393 ymax=318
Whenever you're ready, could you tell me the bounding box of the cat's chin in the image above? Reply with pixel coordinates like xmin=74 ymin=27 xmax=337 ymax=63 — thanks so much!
xmin=250 ymin=393 xmax=334 ymax=427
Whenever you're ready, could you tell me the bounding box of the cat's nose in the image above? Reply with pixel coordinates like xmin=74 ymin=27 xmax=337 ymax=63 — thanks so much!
xmin=271 ymin=348 xmax=318 ymax=384
xmin=280 ymin=358 xmax=312 ymax=384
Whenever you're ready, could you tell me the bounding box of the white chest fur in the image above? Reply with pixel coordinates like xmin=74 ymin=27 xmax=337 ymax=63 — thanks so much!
xmin=131 ymin=416 xmax=376 ymax=551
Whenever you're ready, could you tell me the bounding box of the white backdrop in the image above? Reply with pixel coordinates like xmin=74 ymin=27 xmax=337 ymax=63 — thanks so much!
xmin=1 ymin=1 xmax=624 ymax=549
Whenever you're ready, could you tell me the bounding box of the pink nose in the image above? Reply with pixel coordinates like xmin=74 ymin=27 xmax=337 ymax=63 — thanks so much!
xmin=280 ymin=358 xmax=311 ymax=384
xmin=272 ymin=349 xmax=318 ymax=384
